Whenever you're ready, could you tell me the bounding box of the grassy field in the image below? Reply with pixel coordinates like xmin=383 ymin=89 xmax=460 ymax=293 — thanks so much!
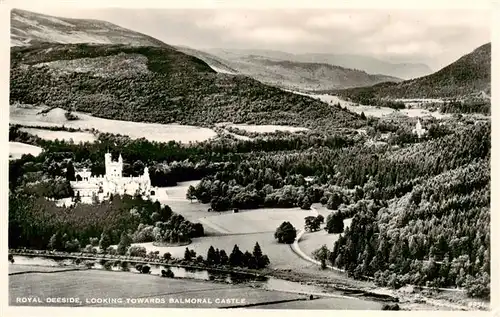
xmin=10 ymin=105 xmax=217 ymax=143
xmin=151 ymin=182 xmax=334 ymax=270
xmin=134 ymin=232 xmax=314 ymax=270
xmin=9 ymin=141 xmax=43 ymax=160
xmin=199 ymin=208 xmax=312 ymax=234
xmin=9 ymin=264 xmax=382 ymax=309
xmin=19 ymin=127 xmax=97 ymax=143
xmin=9 ymin=265 xmax=303 ymax=308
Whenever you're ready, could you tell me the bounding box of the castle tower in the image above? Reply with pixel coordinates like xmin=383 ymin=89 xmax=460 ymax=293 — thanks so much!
xmin=105 ymin=152 xmax=123 ymax=178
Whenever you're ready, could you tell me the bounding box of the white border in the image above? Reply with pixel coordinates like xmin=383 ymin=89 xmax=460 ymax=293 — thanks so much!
xmin=0 ymin=1 xmax=497 ymax=317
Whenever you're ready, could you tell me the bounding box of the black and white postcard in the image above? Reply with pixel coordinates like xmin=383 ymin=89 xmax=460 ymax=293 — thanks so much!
xmin=2 ymin=0 xmax=494 ymax=315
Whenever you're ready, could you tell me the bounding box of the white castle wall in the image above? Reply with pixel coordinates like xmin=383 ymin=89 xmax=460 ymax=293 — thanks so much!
xmin=70 ymin=153 xmax=157 ymax=204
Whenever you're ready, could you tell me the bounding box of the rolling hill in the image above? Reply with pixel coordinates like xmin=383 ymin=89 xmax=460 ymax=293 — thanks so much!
xmin=333 ymin=43 xmax=491 ymax=105
xmin=208 ymin=48 xmax=432 ymax=80
xmin=10 ymin=42 xmax=366 ymax=131
xmin=10 ymin=9 xmax=399 ymax=91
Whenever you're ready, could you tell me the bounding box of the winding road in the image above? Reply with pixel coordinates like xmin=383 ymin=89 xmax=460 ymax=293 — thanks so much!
xmin=290 ymin=207 xmax=345 ymax=272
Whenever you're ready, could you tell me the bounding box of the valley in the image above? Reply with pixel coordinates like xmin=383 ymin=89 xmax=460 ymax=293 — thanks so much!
xmin=7 ymin=8 xmax=491 ymax=312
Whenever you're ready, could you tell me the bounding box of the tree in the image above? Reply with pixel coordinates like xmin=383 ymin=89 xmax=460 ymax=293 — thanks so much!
xmin=219 ymin=249 xmax=229 ymax=265
xmin=326 ymin=212 xmax=344 ymax=234
xmin=312 ymin=245 xmax=331 ymax=270
xmin=300 ymin=196 xmax=312 ymax=210
xmin=229 ymin=244 xmax=244 ymax=266
xmin=253 ymin=242 xmax=270 ymax=269
xmin=274 ymin=221 xmax=297 ymax=244
xmin=128 ymin=246 xmax=147 ymax=257
xmin=161 ymin=268 xmax=175 ymax=278
xmin=74 ymin=191 xmax=81 ymax=203
xmin=243 ymin=251 xmax=254 ymax=268
xmin=48 ymin=232 xmax=64 ymax=251
xmin=305 ymin=216 xmax=321 ymax=232
xmin=184 ymin=247 xmax=193 ymax=261
xmin=186 ymin=185 xmax=196 ymax=202
xmin=327 ymin=193 xmax=343 ymax=210
xmin=191 ymin=223 xmax=204 ymax=237
xmin=99 ymin=231 xmax=112 ymax=251
xmin=206 ymin=245 xmax=216 ymax=265
xmin=66 ymin=161 xmax=76 ymax=182
xmin=117 ymin=232 xmax=132 ymax=255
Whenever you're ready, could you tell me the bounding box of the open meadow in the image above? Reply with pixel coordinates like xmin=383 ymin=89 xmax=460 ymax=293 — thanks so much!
xmin=9 ymin=141 xmax=43 ymax=160
xmin=134 ymin=232 xmax=313 ymax=270
xmin=199 ymin=208 xmax=312 ymax=234
xmin=150 ymin=181 xmax=336 ymax=270
xmin=8 ymin=265 xmax=302 ymax=308
xmin=10 ymin=105 xmax=218 ymax=143
xmin=9 ymin=264 xmax=382 ymax=309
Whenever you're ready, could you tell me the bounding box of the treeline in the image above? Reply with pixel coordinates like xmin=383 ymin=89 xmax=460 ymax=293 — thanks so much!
xmin=10 ymin=43 xmax=365 ymax=131
xmin=8 ymin=192 xmax=204 ymax=250
xmin=440 ymin=100 xmax=490 ymax=115
xmin=184 ymin=243 xmax=270 ymax=270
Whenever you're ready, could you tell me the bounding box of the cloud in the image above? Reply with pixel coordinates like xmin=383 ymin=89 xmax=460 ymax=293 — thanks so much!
xmin=242 ymin=26 xmax=324 ymax=44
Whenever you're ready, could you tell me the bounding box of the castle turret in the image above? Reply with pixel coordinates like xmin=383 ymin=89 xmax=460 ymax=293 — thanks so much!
xmin=105 ymin=152 xmax=123 ymax=178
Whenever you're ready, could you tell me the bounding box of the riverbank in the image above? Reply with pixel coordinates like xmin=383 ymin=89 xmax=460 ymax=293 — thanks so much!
xmin=8 ymin=250 xmax=487 ymax=310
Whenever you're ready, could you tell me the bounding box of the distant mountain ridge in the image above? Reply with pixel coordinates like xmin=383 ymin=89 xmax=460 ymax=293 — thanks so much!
xmin=177 ymin=47 xmax=403 ymax=91
xmin=11 ymin=8 xmax=170 ymax=48
xmin=11 ymin=9 xmax=401 ymax=91
xmin=334 ymin=43 xmax=491 ymax=102
xmin=207 ymin=48 xmax=433 ymax=80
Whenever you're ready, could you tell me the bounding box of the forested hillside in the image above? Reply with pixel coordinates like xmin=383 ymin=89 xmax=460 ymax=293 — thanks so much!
xmin=10 ymin=43 xmax=364 ymax=130
xmin=332 ymin=43 xmax=491 ymax=105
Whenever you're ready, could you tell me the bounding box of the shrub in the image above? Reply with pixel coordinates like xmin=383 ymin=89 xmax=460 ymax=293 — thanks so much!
xmin=161 ymin=268 xmax=175 ymax=278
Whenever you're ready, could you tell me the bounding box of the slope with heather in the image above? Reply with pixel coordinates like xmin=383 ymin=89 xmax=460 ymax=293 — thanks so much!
xmin=10 ymin=43 xmax=365 ymax=131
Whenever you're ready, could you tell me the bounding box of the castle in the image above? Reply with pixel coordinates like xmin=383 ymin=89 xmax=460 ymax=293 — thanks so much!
xmin=70 ymin=153 xmax=157 ymax=204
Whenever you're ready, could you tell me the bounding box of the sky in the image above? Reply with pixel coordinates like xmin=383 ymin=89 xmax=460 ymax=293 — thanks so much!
xmin=11 ymin=6 xmax=491 ymax=70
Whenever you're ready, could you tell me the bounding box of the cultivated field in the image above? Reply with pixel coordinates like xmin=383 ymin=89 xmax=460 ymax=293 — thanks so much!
xmin=10 ymin=105 xmax=217 ymax=143
xmin=9 ymin=266 xmax=304 ymax=308
xmin=9 ymin=141 xmax=43 ymax=160
xmin=19 ymin=127 xmax=97 ymax=143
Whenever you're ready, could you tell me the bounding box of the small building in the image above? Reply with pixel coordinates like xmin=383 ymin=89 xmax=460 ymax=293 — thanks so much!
xmin=412 ymin=119 xmax=427 ymax=138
